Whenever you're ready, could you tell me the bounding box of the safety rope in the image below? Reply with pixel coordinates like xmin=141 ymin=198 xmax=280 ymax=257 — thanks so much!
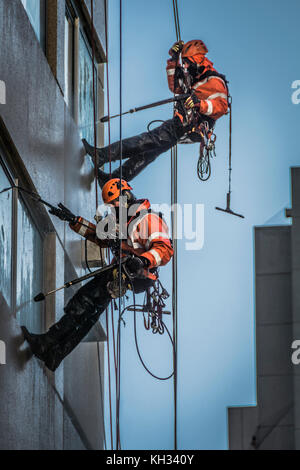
xmin=115 ymin=0 xmax=124 ymax=451
xmin=172 ymin=0 xmax=181 ymax=43
xmin=90 ymin=0 xmax=181 ymax=451
xmin=103 ymin=0 xmax=120 ymax=450
xmin=171 ymin=0 xmax=180 ymax=452
xmin=91 ymin=0 xmax=99 ymax=208
xmin=90 ymin=0 xmax=116 ymax=450
xmin=228 ymin=95 xmax=232 ymax=195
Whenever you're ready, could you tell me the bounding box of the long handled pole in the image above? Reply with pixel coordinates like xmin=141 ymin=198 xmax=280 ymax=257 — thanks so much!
xmin=34 ymin=257 xmax=129 ymax=302
xmin=100 ymin=94 xmax=190 ymax=123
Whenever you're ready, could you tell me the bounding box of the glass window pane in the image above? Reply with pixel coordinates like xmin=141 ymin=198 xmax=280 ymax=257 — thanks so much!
xmin=16 ymin=199 xmax=44 ymax=332
xmin=64 ymin=15 xmax=74 ymax=109
xmin=21 ymin=0 xmax=41 ymax=43
xmin=78 ymin=32 xmax=97 ymax=143
xmin=0 ymin=167 xmax=12 ymax=308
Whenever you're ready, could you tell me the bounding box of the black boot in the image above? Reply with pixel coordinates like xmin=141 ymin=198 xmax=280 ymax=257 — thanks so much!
xmin=21 ymin=314 xmax=78 ymax=363
xmin=82 ymin=117 xmax=186 ymax=168
xmin=82 ymin=139 xmax=107 ymax=168
xmin=21 ymin=326 xmax=57 ymax=361
xmin=43 ymin=274 xmax=112 ymax=371
xmin=96 ymin=149 xmax=161 ymax=187
xmin=23 ymin=272 xmax=112 ymax=371
xmin=43 ymin=314 xmax=100 ymax=372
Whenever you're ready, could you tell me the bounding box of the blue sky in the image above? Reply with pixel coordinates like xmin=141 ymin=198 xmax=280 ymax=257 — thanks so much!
xmin=101 ymin=0 xmax=300 ymax=450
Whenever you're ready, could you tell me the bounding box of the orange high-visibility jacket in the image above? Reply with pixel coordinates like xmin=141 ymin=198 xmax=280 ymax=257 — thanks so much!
xmin=166 ymin=56 xmax=228 ymax=121
xmin=70 ymin=199 xmax=174 ymax=271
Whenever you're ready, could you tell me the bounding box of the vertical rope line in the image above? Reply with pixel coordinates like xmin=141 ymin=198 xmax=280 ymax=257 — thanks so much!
xmin=172 ymin=0 xmax=181 ymax=42
xmin=171 ymin=0 xmax=180 ymax=452
xmin=171 ymin=146 xmax=178 ymax=451
xmin=104 ymin=0 xmax=119 ymax=450
xmin=104 ymin=0 xmax=112 ymax=175
xmin=228 ymin=97 xmax=232 ymax=194
xmin=91 ymin=0 xmax=99 ymax=208
xmin=91 ymin=0 xmax=115 ymax=450
xmin=97 ymin=342 xmax=107 ymax=450
xmin=172 ymin=1 xmax=179 ymax=41
xmin=105 ymin=309 xmax=114 ymax=449
xmin=116 ymin=0 xmax=123 ymax=451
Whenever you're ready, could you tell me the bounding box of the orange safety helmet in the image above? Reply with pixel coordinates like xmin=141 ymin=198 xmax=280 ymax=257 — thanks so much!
xmin=102 ymin=178 xmax=133 ymax=204
xmin=181 ymin=40 xmax=208 ymax=60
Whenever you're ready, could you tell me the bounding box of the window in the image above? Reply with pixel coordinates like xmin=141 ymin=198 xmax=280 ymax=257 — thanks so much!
xmin=0 ymin=158 xmax=44 ymax=332
xmin=20 ymin=0 xmax=46 ymax=50
xmin=78 ymin=30 xmax=98 ymax=143
xmin=0 ymin=167 xmax=13 ymax=308
xmin=64 ymin=2 xmax=101 ymax=142
xmin=64 ymin=6 xmax=75 ymax=111
xmin=16 ymin=198 xmax=44 ymax=332
xmin=64 ymin=1 xmax=105 ymax=145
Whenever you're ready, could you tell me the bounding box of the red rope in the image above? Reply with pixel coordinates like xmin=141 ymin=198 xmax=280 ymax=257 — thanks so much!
xmin=104 ymin=0 xmax=112 ymax=175
xmin=105 ymin=309 xmax=114 ymax=449
xmin=91 ymin=0 xmax=116 ymax=449
xmin=91 ymin=0 xmax=99 ymax=208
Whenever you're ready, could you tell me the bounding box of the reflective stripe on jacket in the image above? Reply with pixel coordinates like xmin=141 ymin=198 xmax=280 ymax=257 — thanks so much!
xmin=69 ymin=199 xmax=174 ymax=271
xmin=166 ymin=57 xmax=228 ymax=121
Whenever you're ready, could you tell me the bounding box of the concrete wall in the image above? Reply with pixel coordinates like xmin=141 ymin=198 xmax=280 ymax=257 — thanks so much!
xmin=0 ymin=0 xmax=105 ymax=449
xmin=228 ymin=215 xmax=294 ymax=449
xmin=289 ymin=168 xmax=300 ymax=449
xmin=254 ymin=226 xmax=294 ymax=450
xmin=227 ymin=406 xmax=258 ymax=450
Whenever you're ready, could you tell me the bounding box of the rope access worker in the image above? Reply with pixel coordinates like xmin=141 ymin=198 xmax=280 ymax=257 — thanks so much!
xmin=22 ymin=179 xmax=173 ymax=371
xmin=82 ymin=39 xmax=229 ymax=186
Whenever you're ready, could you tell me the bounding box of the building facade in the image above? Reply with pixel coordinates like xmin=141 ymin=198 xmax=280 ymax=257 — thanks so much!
xmin=0 ymin=0 xmax=107 ymax=450
xmin=227 ymin=167 xmax=300 ymax=450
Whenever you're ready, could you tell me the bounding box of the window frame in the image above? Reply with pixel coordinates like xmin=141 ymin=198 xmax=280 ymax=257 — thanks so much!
xmin=65 ymin=0 xmax=100 ymax=139
xmin=64 ymin=2 xmax=76 ymax=113
xmin=0 ymin=149 xmax=45 ymax=329
xmin=20 ymin=0 xmax=47 ymax=52
xmin=77 ymin=25 xmax=99 ymax=142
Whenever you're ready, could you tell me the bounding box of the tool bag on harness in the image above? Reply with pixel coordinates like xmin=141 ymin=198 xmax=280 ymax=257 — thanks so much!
xmin=176 ymin=70 xmax=230 ymax=145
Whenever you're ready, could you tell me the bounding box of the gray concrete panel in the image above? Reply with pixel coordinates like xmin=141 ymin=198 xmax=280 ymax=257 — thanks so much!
xmin=227 ymin=407 xmax=258 ymax=450
xmin=64 ymin=342 xmax=105 ymax=450
xmin=0 ymin=294 xmax=63 ymax=449
xmin=291 ymin=272 xmax=300 ymax=324
xmin=227 ymin=408 xmax=243 ymax=449
xmin=291 ymin=218 xmax=300 ymax=270
xmin=257 ymin=376 xmax=293 ymax=426
xmin=256 ymin=324 xmax=293 ymax=376
xmin=83 ymin=0 xmax=106 ymax=58
xmin=255 ymin=227 xmax=291 ymax=275
xmin=0 ymin=0 xmax=65 ymax=243
xmin=0 ymin=1 xmax=106 ymax=449
xmin=258 ymin=426 xmax=294 ymax=450
xmin=256 ymin=273 xmax=292 ymax=325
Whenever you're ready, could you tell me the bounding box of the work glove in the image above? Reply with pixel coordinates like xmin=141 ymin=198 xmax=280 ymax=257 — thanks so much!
xmin=48 ymin=203 xmax=78 ymax=224
xmin=126 ymin=256 xmax=149 ymax=277
xmin=184 ymin=93 xmax=200 ymax=110
xmin=169 ymin=40 xmax=184 ymax=59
